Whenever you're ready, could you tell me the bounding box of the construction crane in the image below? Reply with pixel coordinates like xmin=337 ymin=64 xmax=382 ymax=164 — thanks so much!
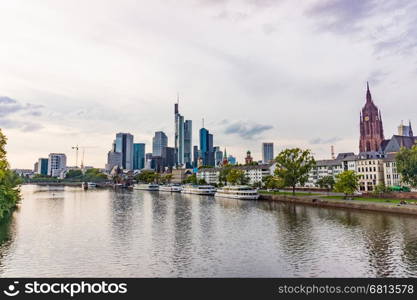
xmin=71 ymin=145 xmax=96 ymax=169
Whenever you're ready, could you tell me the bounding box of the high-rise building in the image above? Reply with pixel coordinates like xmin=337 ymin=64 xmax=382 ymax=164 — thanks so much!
xmin=262 ymin=142 xmax=274 ymax=163
xmin=184 ymin=120 xmax=192 ymax=168
xmin=37 ymin=158 xmax=48 ymax=176
xmin=398 ymin=120 xmax=414 ymax=137
xmin=228 ymin=155 xmax=237 ymax=165
xmin=115 ymin=133 xmax=134 ymax=170
xmin=161 ymin=146 xmax=175 ymax=169
xmin=48 ymin=153 xmax=67 ymax=177
xmin=214 ymin=146 xmax=223 ymax=166
xmin=106 ymin=151 xmax=122 ymax=172
xmin=193 ymin=145 xmax=199 ymax=168
xmin=174 ymin=100 xmax=191 ymax=167
xmin=152 ymin=131 xmax=168 ymax=157
xmin=133 ymin=143 xmax=146 ymax=170
xmin=359 ymin=83 xmax=384 ymax=152
xmin=199 ymin=127 xmax=215 ymax=166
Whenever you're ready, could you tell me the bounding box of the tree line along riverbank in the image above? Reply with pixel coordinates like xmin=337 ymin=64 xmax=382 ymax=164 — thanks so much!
xmin=0 ymin=129 xmax=22 ymax=223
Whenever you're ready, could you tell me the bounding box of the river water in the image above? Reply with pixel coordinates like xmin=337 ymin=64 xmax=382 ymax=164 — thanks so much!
xmin=0 ymin=185 xmax=416 ymax=277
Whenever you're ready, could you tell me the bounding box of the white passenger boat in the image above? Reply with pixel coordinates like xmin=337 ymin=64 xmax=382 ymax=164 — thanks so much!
xmin=215 ymin=185 xmax=259 ymax=200
xmin=87 ymin=182 xmax=97 ymax=188
xmin=134 ymin=183 xmax=159 ymax=191
xmin=181 ymin=185 xmax=216 ymax=195
xmin=159 ymin=185 xmax=182 ymax=193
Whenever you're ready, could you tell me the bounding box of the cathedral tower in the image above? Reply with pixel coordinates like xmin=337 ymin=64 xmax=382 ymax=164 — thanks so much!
xmin=359 ymin=82 xmax=384 ymax=152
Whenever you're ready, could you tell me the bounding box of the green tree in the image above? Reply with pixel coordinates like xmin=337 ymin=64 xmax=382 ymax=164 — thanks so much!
xmin=184 ymin=174 xmax=198 ymax=185
xmin=198 ymin=178 xmax=207 ymax=185
xmin=219 ymin=166 xmax=232 ymax=185
xmin=396 ymin=146 xmax=417 ymax=188
xmin=135 ymin=170 xmax=156 ymax=183
xmin=65 ymin=169 xmax=83 ymax=179
xmin=334 ymin=170 xmax=360 ymax=199
xmin=316 ymin=176 xmax=335 ymax=192
xmin=373 ymin=182 xmax=389 ymax=198
xmin=0 ymin=129 xmax=22 ymax=220
xmin=263 ymin=175 xmax=284 ymax=190
xmin=274 ymin=148 xmax=316 ymax=195
xmin=226 ymin=169 xmax=247 ymax=185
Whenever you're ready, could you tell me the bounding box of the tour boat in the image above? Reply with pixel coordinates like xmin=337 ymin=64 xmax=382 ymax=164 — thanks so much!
xmin=87 ymin=182 xmax=97 ymax=188
xmin=181 ymin=185 xmax=216 ymax=195
xmin=134 ymin=183 xmax=159 ymax=191
xmin=215 ymin=185 xmax=259 ymax=200
xmin=159 ymin=185 xmax=182 ymax=193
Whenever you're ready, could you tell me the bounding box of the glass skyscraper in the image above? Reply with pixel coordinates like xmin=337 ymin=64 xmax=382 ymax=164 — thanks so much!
xmin=115 ymin=133 xmax=134 ymax=170
xmin=133 ymin=143 xmax=145 ymax=170
xmin=199 ymin=127 xmax=215 ymax=166
xmin=152 ymin=131 xmax=168 ymax=157
xmin=174 ymin=101 xmax=192 ymax=167
xmin=184 ymin=120 xmax=192 ymax=168
xmin=262 ymin=142 xmax=274 ymax=163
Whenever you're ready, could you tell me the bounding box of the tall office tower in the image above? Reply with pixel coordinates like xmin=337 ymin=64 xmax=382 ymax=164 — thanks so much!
xmin=184 ymin=120 xmax=192 ymax=168
xmin=262 ymin=142 xmax=274 ymax=163
xmin=152 ymin=131 xmax=168 ymax=156
xmin=214 ymin=146 xmax=223 ymax=166
xmin=174 ymin=100 xmax=191 ymax=167
xmin=133 ymin=143 xmax=146 ymax=170
xmin=193 ymin=145 xmax=199 ymax=168
xmin=161 ymin=146 xmax=175 ymax=169
xmin=37 ymin=158 xmax=49 ymax=176
xmin=199 ymin=127 xmax=215 ymax=166
xmin=48 ymin=153 xmax=67 ymax=177
xmin=398 ymin=120 xmax=414 ymax=137
xmin=115 ymin=133 xmax=134 ymax=170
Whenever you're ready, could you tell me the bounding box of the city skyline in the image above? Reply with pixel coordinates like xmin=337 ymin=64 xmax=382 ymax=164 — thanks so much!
xmin=2 ymin=0 xmax=417 ymax=168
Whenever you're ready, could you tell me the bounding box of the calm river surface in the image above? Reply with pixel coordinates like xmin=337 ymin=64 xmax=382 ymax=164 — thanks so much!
xmin=0 ymin=185 xmax=417 ymax=277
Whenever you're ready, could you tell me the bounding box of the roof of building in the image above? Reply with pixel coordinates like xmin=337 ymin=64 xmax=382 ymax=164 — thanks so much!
xmin=335 ymin=152 xmax=355 ymax=160
xmin=198 ymin=163 xmax=273 ymax=173
xmin=357 ymin=151 xmax=384 ymax=160
xmin=383 ymin=152 xmax=397 ymax=162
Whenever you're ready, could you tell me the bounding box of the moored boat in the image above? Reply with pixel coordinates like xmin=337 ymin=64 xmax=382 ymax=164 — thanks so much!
xmin=159 ymin=185 xmax=182 ymax=193
xmin=181 ymin=185 xmax=216 ymax=195
xmin=134 ymin=183 xmax=159 ymax=191
xmin=215 ymin=185 xmax=259 ymax=200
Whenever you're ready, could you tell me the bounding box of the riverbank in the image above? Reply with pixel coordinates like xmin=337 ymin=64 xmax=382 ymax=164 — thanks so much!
xmin=260 ymin=193 xmax=417 ymax=216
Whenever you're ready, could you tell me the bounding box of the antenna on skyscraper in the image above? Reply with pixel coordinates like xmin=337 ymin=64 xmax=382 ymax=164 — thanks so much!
xmin=331 ymin=145 xmax=335 ymax=159
xmin=202 ymin=118 xmax=205 ymax=128
xmin=177 ymin=92 xmax=180 ymax=104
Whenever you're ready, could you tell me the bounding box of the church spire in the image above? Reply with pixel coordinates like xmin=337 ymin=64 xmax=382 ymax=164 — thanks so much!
xmin=366 ymin=81 xmax=372 ymax=103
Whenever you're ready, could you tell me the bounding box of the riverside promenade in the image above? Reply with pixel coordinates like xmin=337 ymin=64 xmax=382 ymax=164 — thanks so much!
xmin=260 ymin=192 xmax=417 ymax=216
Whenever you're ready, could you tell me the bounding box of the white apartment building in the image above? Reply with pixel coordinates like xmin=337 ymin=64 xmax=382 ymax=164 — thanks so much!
xmin=355 ymin=152 xmax=384 ymax=192
xmin=48 ymin=153 xmax=67 ymax=177
xmin=196 ymin=163 xmax=275 ymax=185
xmin=383 ymin=153 xmax=402 ymax=187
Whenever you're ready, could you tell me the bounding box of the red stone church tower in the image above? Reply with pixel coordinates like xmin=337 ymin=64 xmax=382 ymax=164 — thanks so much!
xmin=359 ymin=82 xmax=384 ymax=152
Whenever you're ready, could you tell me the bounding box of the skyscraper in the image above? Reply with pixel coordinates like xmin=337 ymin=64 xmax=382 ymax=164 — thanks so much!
xmin=262 ymin=142 xmax=274 ymax=163
xmin=37 ymin=158 xmax=48 ymax=176
xmin=133 ymin=143 xmax=146 ymax=170
xmin=115 ymin=133 xmax=134 ymax=170
xmin=184 ymin=120 xmax=192 ymax=168
xmin=152 ymin=131 xmax=168 ymax=156
xmin=199 ymin=127 xmax=215 ymax=166
xmin=48 ymin=153 xmax=67 ymax=177
xmin=193 ymin=145 xmax=199 ymax=168
xmin=174 ymin=100 xmax=192 ymax=167
xmin=359 ymin=83 xmax=384 ymax=152
xmin=214 ymin=146 xmax=223 ymax=166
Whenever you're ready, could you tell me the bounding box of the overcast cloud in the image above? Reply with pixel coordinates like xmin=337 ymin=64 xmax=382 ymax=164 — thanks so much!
xmin=1 ymin=0 xmax=417 ymax=168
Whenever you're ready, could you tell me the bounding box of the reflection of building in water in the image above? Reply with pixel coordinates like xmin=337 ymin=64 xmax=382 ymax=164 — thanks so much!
xmin=110 ymin=191 xmax=134 ymax=242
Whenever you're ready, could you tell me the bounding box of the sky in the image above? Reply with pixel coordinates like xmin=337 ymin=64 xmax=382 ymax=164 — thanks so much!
xmin=1 ymin=0 xmax=417 ymax=169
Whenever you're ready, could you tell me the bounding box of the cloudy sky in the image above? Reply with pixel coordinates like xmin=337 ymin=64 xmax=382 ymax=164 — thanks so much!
xmin=1 ymin=0 xmax=417 ymax=168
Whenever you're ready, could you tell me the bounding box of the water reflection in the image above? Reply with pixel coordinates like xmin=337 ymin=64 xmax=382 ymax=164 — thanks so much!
xmin=0 ymin=185 xmax=416 ymax=277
